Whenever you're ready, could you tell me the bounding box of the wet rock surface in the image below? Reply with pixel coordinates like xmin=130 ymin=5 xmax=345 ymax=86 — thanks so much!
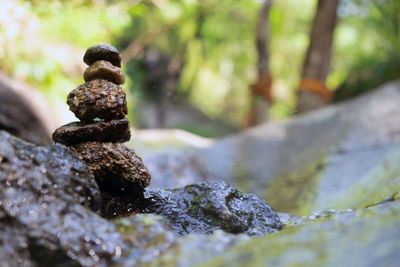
xmin=206 ymin=200 xmax=400 ymax=267
xmin=143 ymin=181 xmax=281 ymax=237
xmin=0 ymin=131 xmax=124 ymax=266
xmin=0 ymin=130 xmax=279 ymax=266
xmin=70 ymin=142 xmax=151 ymax=196
xmin=52 ymin=118 xmax=131 ymax=145
xmin=84 ymin=44 xmax=122 ymax=68
xmin=142 ymin=80 xmax=400 ymax=215
xmin=84 ymin=60 xmax=125 ymax=85
xmin=114 ymin=215 xmax=249 ymax=267
xmin=112 ymin=214 xmax=250 ymax=266
xmin=67 ymin=79 xmax=128 ymax=122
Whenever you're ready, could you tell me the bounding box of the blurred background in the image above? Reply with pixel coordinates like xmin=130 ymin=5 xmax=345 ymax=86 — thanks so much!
xmin=0 ymin=0 xmax=399 ymax=140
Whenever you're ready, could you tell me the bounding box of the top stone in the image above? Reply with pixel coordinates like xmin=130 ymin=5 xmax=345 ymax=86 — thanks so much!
xmin=83 ymin=44 xmax=122 ymax=68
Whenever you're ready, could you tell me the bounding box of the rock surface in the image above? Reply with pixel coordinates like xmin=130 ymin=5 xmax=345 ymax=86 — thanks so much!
xmin=143 ymin=181 xmax=281 ymax=237
xmin=52 ymin=118 xmax=131 ymax=145
xmin=70 ymin=142 xmax=151 ymax=196
xmin=113 ymin=215 xmax=249 ymax=267
xmin=0 ymin=130 xmax=279 ymax=266
xmin=67 ymin=79 xmax=127 ymax=122
xmin=2 ymin=80 xmax=400 ymax=266
xmin=0 ymin=71 xmax=56 ymax=145
xmin=0 ymin=131 xmax=123 ymax=266
xmin=142 ymin=80 xmax=400 ymax=215
xmin=205 ymin=199 xmax=400 ymax=267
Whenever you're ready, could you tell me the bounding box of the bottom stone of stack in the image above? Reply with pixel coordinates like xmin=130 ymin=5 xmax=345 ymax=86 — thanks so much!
xmin=70 ymin=142 xmax=151 ymax=196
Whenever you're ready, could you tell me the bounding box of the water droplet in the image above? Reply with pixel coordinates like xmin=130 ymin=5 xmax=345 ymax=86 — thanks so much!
xmin=114 ymin=246 xmax=122 ymax=258
xmin=5 ymin=199 xmax=12 ymax=207
xmin=29 ymin=210 xmax=38 ymax=218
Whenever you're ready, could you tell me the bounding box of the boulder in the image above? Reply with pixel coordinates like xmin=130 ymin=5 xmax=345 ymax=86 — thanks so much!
xmin=0 ymin=131 xmax=123 ymax=266
xmin=205 ymin=199 xmax=400 ymax=267
xmin=0 ymin=72 xmax=56 ymax=145
xmin=143 ymin=181 xmax=281 ymax=237
xmin=143 ymin=80 xmax=400 ymax=215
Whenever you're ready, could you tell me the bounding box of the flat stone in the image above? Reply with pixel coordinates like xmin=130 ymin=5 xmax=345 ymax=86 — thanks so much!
xmin=70 ymin=142 xmax=151 ymax=196
xmin=52 ymin=118 xmax=131 ymax=145
xmin=84 ymin=44 xmax=121 ymax=67
xmin=67 ymin=79 xmax=128 ymax=122
xmin=84 ymin=60 xmax=125 ymax=85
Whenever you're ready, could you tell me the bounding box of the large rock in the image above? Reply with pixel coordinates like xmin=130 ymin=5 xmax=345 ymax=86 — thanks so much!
xmin=143 ymin=181 xmax=281 ymax=237
xmin=0 ymin=130 xmax=279 ymax=266
xmin=143 ymin=80 xmax=400 ymax=215
xmin=205 ymin=199 xmax=400 ymax=267
xmin=0 ymin=131 xmax=123 ymax=266
xmin=0 ymin=72 xmax=56 ymax=145
xmin=113 ymin=215 xmax=249 ymax=267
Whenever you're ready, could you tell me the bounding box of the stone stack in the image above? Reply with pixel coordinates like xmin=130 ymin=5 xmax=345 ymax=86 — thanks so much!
xmin=52 ymin=44 xmax=151 ymax=197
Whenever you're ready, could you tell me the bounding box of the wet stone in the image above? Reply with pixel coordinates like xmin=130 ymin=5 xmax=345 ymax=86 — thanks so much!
xmin=84 ymin=44 xmax=122 ymax=68
xmin=0 ymin=131 xmax=124 ymax=266
xmin=52 ymin=118 xmax=131 ymax=146
xmin=143 ymin=180 xmax=281 ymax=237
xmin=84 ymin=60 xmax=125 ymax=85
xmin=70 ymin=142 xmax=151 ymax=196
xmin=67 ymin=79 xmax=128 ymax=122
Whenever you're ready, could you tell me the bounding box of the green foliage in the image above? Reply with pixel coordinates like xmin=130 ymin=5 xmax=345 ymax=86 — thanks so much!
xmin=332 ymin=0 xmax=400 ymax=101
xmin=0 ymin=0 xmax=398 ymax=132
xmin=117 ymin=0 xmax=316 ymax=126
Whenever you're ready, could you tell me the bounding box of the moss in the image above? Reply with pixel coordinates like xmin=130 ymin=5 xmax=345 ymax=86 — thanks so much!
xmin=233 ymin=161 xmax=251 ymax=193
xmin=329 ymin=153 xmax=400 ymax=211
xmin=201 ymin=200 xmax=400 ymax=267
xmin=264 ymin=159 xmax=326 ymax=215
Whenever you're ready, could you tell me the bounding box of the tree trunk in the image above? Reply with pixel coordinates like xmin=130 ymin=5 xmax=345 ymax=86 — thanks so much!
xmin=246 ymin=0 xmax=273 ymax=127
xmin=296 ymin=0 xmax=339 ymax=113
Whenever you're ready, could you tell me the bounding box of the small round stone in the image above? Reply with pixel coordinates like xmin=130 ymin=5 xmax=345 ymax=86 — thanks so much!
xmin=84 ymin=60 xmax=125 ymax=85
xmin=70 ymin=142 xmax=151 ymax=196
xmin=52 ymin=118 xmax=131 ymax=146
xmin=67 ymin=79 xmax=128 ymax=122
xmin=84 ymin=44 xmax=121 ymax=67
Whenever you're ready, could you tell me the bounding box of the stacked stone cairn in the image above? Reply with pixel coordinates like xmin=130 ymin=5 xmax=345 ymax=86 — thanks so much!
xmin=52 ymin=44 xmax=151 ymax=202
